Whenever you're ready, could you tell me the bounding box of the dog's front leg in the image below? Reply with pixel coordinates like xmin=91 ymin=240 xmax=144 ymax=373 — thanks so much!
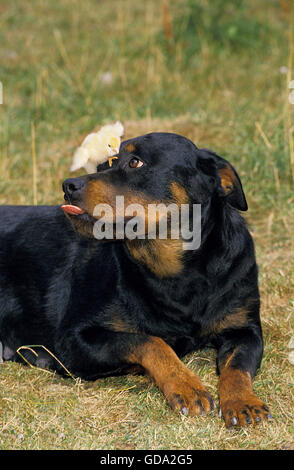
xmin=216 ymin=327 xmax=272 ymax=427
xmin=128 ymin=336 xmax=215 ymax=416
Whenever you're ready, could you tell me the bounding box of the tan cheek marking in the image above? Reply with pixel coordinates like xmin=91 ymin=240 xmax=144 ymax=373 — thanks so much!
xmin=83 ymin=180 xmax=184 ymax=277
xmin=126 ymin=181 xmax=187 ymax=278
xmin=83 ymin=180 xmax=117 ymax=215
xmin=83 ymin=180 xmax=155 ymax=218
xmin=125 ymin=184 xmax=185 ymax=277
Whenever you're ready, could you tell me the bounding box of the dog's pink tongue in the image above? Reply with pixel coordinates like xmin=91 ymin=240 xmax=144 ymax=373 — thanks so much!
xmin=61 ymin=205 xmax=85 ymax=215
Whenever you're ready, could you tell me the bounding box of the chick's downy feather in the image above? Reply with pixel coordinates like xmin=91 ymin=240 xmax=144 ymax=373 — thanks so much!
xmin=70 ymin=121 xmax=124 ymax=173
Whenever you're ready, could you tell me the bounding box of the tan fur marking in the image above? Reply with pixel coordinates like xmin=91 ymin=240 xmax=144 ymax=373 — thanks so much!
xmin=124 ymin=143 xmax=136 ymax=153
xmin=170 ymin=181 xmax=189 ymax=204
xmin=203 ymin=298 xmax=259 ymax=338
xmin=209 ymin=306 xmax=249 ymax=336
xmin=127 ymin=336 xmax=213 ymax=416
xmin=82 ymin=180 xmax=186 ymax=276
xmin=126 ymin=238 xmax=183 ymax=277
xmin=218 ymin=355 xmax=270 ymax=427
xmin=83 ymin=180 xmax=185 ymax=276
xmin=219 ymin=166 xmax=236 ymax=194
xmin=105 ymin=312 xmax=137 ymax=334
xmin=125 ymin=182 xmax=188 ymax=277
xmin=219 ymin=367 xmax=252 ymax=407
xmin=83 ymin=180 xmax=154 ymax=217
xmin=84 ymin=180 xmax=116 ymax=215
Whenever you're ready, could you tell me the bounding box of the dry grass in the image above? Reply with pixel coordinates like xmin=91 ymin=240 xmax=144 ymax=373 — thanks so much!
xmin=0 ymin=0 xmax=293 ymax=450
xmin=0 ymin=116 xmax=293 ymax=450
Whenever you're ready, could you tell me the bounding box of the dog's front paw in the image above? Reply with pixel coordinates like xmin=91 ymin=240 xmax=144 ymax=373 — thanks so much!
xmin=163 ymin=374 xmax=216 ymax=417
xmin=220 ymin=393 xmax=272 ymax=428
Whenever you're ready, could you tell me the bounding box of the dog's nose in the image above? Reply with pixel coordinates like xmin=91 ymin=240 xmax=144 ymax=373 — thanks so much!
xmin=62 ymin=177 xmax=86 ymax=202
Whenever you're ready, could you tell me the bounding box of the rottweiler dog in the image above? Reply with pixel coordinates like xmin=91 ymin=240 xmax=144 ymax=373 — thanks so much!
xmin=0 ymin=132 xmax=272 ymax=427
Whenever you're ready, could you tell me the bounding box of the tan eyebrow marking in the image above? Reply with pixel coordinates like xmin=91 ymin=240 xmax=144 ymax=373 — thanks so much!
xmin=124 ymin=143 xmax=136 ymax=153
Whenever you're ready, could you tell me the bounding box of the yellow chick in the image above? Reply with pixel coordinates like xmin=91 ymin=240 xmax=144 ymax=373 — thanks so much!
xmin=70 ymin=121 xmax=124 ymax=173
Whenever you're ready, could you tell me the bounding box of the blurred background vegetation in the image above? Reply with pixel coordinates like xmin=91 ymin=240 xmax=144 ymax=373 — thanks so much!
xmin=0 ymin=0 xmax=293 ymax=450
xmin=0 ymin=0 xmax=293 ymax=212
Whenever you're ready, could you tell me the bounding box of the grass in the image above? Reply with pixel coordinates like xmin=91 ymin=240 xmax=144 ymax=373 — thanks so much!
xmin=0 ymin=0 xmax=293 ymax=450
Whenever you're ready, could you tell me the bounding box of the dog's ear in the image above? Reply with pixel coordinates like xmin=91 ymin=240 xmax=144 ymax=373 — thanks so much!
xmin=217 ymin=161 xmax=248 ymax=211
xmin=199 ymin=150 xmax=248 ymax=211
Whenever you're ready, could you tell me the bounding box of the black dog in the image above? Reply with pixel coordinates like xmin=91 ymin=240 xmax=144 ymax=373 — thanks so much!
xmin=0 ymin=132 xmax=272 ymax=427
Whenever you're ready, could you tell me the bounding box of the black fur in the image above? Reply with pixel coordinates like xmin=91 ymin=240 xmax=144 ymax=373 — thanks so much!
xmin=0 ymin=132 xmax=262 ymax=388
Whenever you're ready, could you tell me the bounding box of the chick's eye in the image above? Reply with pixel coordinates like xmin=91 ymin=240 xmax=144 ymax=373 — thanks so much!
xmin=108 ymin=144 xmax=111 ymax=148
xmin=129 ymin=158 xmax=143 ymax=168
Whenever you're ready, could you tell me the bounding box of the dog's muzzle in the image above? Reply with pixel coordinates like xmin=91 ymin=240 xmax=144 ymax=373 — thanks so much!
xmin=62 ymin=177 xmax=86 ymax=204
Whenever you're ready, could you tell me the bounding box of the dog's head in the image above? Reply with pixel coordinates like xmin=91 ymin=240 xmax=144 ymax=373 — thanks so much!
xmin=62 ymin=132 xmax=247 ymax=275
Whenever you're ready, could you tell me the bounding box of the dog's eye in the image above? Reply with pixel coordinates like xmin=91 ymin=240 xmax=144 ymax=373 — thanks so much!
xmin=129 ymin=158 xmax=143 ymax=168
